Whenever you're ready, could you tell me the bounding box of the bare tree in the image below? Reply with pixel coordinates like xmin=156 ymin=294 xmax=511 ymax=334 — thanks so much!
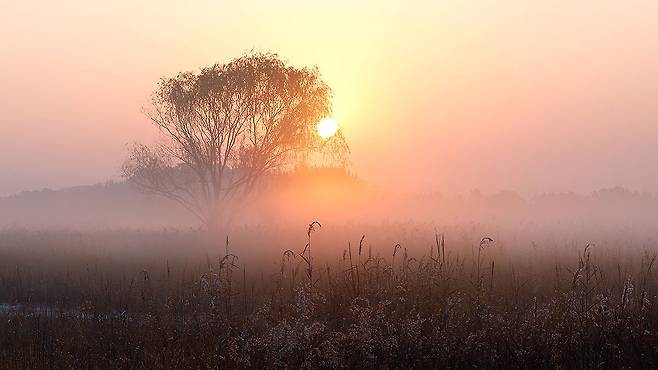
xmin=122 ymin=52 xmax=348 ymax=229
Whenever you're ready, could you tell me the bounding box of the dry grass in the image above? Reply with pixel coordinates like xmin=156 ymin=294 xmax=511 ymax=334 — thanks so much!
xmin=0 ymin=226 xmax=657 ymax=369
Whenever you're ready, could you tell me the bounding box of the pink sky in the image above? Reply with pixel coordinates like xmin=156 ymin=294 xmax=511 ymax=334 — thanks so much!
xmin=1 ymin=1 xmax=658 ymax=196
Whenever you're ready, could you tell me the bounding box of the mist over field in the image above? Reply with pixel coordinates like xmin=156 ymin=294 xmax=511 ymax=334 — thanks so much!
xmin=3 ymin=176 xmax=658 ymax=262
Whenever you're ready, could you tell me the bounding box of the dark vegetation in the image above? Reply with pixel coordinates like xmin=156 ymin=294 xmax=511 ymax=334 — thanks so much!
xmin=0 ymin=226 xmax=657 ymax=369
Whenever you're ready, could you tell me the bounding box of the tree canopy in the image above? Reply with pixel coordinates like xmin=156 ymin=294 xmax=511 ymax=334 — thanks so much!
xmin=123 ymin=52 xmax=349 ymax=228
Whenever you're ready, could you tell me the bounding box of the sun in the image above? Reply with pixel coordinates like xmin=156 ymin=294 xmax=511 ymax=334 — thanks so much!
xmin=317 ymin=118 xmax=338 ymax=139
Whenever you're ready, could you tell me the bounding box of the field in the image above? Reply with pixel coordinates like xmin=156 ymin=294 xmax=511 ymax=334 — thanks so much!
xmin=0 ymin=224 xmax=656 ymax=369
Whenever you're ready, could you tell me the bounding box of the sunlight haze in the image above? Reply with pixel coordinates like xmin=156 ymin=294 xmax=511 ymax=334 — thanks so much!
xmin=1 ymin=0 xmax=657 ymax=195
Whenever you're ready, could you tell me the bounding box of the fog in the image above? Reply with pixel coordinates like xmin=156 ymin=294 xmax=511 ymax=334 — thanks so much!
xmin=2 ymin=175 xmax=657 ymax=261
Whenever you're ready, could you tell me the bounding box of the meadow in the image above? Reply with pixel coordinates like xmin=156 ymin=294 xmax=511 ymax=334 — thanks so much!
xmin=0 ymin=224 xmax=656 ymax=369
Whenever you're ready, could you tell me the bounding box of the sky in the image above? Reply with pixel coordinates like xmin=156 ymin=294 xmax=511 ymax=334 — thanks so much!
xmin=1 ymin=0 xmax=658 ymax=196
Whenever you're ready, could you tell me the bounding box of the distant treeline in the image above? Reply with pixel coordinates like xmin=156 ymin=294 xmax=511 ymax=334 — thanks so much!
xmin=1 ymin=166 xmax=656 ymax=230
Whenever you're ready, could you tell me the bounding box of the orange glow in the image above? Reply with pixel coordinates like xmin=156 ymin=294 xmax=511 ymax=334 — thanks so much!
xmin=1 ymin=1 xmax=658 ymax=196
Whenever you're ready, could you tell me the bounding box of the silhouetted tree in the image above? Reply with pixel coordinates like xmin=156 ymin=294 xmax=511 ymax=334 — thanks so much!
xmin=123 ymin=52 xmax=348 ymax=228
